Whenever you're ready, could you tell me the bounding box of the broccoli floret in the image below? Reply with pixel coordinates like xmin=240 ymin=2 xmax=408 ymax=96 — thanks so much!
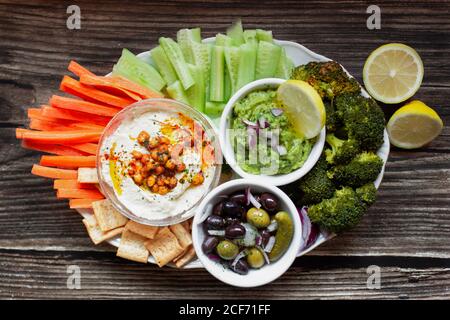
xmin=298 ymin=156 xmax=336 ymax=205
xmin=324 ymin=100 xmax=341 ymax=132
xmin=356 ymin=182 xmax=377 ymax=206
xmin=308 ymin=187 xmax=366 ymax=233
xmin=328 ymin=151 xmax=383 ymax=188
xmin=325 ymin=133 xmax=360 ymax=165
xmin=291 ymin=61 xmax=360 ymax=100
xmin=335 ymin=93 xmax=385 ymax=151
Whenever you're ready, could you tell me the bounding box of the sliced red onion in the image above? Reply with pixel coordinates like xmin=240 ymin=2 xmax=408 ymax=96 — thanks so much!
xmin=306 ymin=223 xmax=320 ymax=248
xmin=245 ymin=187 xmax=251 ymax=206
xmin=208 ymin=230 xmax=225 ymax=236
xmin=247 ymin=128 xmax=257 ymax=149
xmin=255 ymin=236 xmax=262 ymax=247
xmin=248 ymin=191 xmax=261 ymax=209
xmin=298 ymin=206 xmax=312 ymax=251
xmin=271 ymin=108 xmax=284 ymax=117
xmin=264 ymin=236 xmax=276 ymax=253
xmin=276 ymin=145 xmax=287 ymax=156
xmin=197 ymin=203 xmax=213 ymax=224
xmin=257 ymin=246 xmax=270 ymax=265
xmin=266 ymin=220 xmax=278 ymax=232
xmin=258 ymin=117 xmax=270 ymax=129
xmin=207 ymin=253 xmax=221 ymax=262
xmin=231 ymin=249 xmax=248 ymax=268
xmin=242 ymin=119 xmax=257 ymax=127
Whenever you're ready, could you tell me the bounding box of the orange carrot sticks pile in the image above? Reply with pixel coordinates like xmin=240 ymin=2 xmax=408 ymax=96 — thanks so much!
xmin=17 ymin=60 xmax=162 ymax=205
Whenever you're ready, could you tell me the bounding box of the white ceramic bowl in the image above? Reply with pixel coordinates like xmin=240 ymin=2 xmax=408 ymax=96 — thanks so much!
xmin=219 ymin=78 xmax=326 ymax=186
xmin=192 ymin=179 xmax=302 ymax=287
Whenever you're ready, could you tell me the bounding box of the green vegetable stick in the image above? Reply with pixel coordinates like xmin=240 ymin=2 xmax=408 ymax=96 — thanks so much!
xmin=150 ymin=46 xmax=178 ymax=85
xmin=166 ymin=80 xmax=190 ymax=105
xmin=255 ymin=41 xmax=282 ymax=79
xmin=209 ymin=45 xmax=225 ymax=102
xmin=256 ymin=29 xmax=273 ymax=43
xmin=159 ymin=37 xmax=195 ymax=90
xmin=187 ymin=64 xmax=206 ymax=112
xmin=224 ymin=46 xmax=240 ymax=94
xmin=236 ymin=42 xmax=257 ymax=90
xmin=227 ymin=20 xmax=245 ymax=46
xmin=275 ymin=47 xmax=295 ymax=79
xmin=205 ymin=101 xmax=226 ymax=117
xmin=215 ymin=33 xmax=233 ymax=47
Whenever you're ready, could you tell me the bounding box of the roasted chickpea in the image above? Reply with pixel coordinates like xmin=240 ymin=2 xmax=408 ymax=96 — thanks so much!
xmin=165 ymin=159 xmax=176 ymax=170
xmin=145 ymin=161 xmax=155 ymax=171
xmin=158 ymin=144 xmax=169 ymax=153
xmin=127 ymin=168 xmax=135 ymax=176
xmin=131 ymin=150 xmax=143 ymax=159
xmin=168 ymin=177 xmax=178 ymax=189
xmin=191 ymin=172 xmax=204 ymax=186
xmin=157 ymin=176 xmax=165 ymax=186
xmin=140 ymin=154 xmax=150 ymax=164
xmin=137 ymin=131 xmax=150 ymax=144
xmin=149 ymin=137 xmax=159 ymax=149
xmin=151 ymin=184 xmax=159 ymax=193
xmin=158 ymin=186 xmax=169 ymax=195
xmin=151 ymin=150 xmax=159 ymax=161
xmin=159 ymin=136 xmax=170 ymax=145
xmin=132 ymin=173 xmax=144 ymax=185
xmin=154 ymin=165 xmax=165 ymax=175
xmin=133 ymin=161 xmax=143 ymax=170
xmin=176 ymin=162 xmax=186 ymax=172
xmin=139 ymin=167 xmax=149 ymax=177
xmin=158 ymin=153 xmax=169 ymax=164
xmin=146 ymin=175 xmax=156 ymax=187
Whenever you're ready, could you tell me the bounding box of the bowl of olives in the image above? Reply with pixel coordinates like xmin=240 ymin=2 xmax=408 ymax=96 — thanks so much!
xmin=192 ymin=179 xmax=302 ymax=287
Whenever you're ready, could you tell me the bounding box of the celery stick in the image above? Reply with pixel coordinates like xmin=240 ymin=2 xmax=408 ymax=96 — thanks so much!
xmin=209 ymin=45 xmax=225 ymax=102
xmin=243 ymin=30 xmax=257 ymax=44
xmin=166 ymin=80 xmax=190 ymax=105
xmin=113 ymin=48 xmax=166 ymax=92
xmin=224 ymin=68 xmax=231 ymax=101
xmin=159 ymin=37 xmax=195 ymax=90
xmin=255 ymin=41 xmax=282 ymax=79
xmin=236 ymin=42 xmax=257 ymax=90
xmin=187 ymin=64 xmax=205 ymax=112
xmin=190 ymin=28 xmax=202 ymax=43
xmin=275 ymin=47 xmax=295 ymax=79
xmin=215 ymin=33 xmax=234 ymax=47
xmin=224 ymin=46 xmax=240 ymax=94
xmin=205 ymin=101 xmax=226 ymax=117
xmin=256 ymin=29 xmax=273 ymax=43
xmin=227 ymin=20 xmax=245 ymax=46
xmin=150 ymin=46 xmax=178 ymax=85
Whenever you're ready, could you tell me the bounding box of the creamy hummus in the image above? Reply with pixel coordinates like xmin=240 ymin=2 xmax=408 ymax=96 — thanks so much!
xmin=100 ymin=110 xmax=216 ymax=220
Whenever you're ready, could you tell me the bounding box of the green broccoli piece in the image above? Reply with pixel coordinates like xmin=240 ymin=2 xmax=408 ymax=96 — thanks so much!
xmin=324 ymin=100 xmax=341 ymax=132
xmin=324 ymin=133 xmax=360 ymax=165
xmin=335 ymin=93 xmax=385 ymax=151
xmin=328 ymin=151 xmax=383 ymax=188
xmin=308 ymin=187 xmax=366 ymax=233
xmin=355 ymin=182 xmax=377 ymax=206
xmin=291 ymin=61 xmax=360 ymax=100
xmin=298 ymin=156 xmax=336 ymax=205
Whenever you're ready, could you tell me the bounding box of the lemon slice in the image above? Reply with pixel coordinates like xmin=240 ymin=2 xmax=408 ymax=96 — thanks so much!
xmin=387 ymin=100 xmax=443 ymax=149
xmin=277 ymin=80 xmax=325 ymax=139
xmin=363 ymin=43 xmax=424 ymax=104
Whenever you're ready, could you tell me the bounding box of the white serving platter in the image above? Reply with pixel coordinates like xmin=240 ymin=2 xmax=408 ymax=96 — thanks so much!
xmin=78 ymin=38 xmax=390 ymax=268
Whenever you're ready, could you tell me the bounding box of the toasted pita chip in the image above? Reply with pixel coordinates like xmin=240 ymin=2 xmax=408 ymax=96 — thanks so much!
xmin=181 ymin=220 xmax=191 ymax=231
xmin=116 ymin=229 xmax=149 ymax=263
xmin=175 ymin=246 xmax=196 ymax=268
xmin=125 ymin=220 xmax=159 ymax=239
xmin=78 ymin=210 xmax=97 ymax=227
xmin=82 ymin=219 xmax=123 ymax=245
xmin=78 ymin=168 xmax=98 ymax=183
xmin=92 ymin=199 xmax=128 ymax=232
xmin=145 ymin=227 xmax=184 ymax=267
xmin=169 ymin=223 xmax=192 ymax=249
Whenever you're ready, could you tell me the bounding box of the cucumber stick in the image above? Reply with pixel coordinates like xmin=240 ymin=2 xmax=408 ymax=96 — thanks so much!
xmin=224 ymin=68 xmax=232 ymax=101
xmin=113 ymin=48 xmax=166 ymax=92
xmin=224 ymin=46 xmax=240 ymax=94
xmin=275 ymin=47 xmax=295 ymax=79
xmin=227 ymin=20 xmax=245 ymax=46
xmin=236 ymin=42 xmax=257 ymax=90
xmin=150 ymin=46 xmax=178 ymax=85
xmin=255 ymin=41 xmax=282 ymax=79
xmin=187 ymin=64 xmax=205 ymax=112
xmin=166 ymin=81 xmax=190 ymax=105
xmin=215 ymin=33 xmax=233 ymax=47
xmin=205 ymin=101 xmax=225 ymax=117
xmin=209 ymin=45 xmax=225 ymax=102
xmin=177 ymin=28 xmax=202 ymax=64
xmin=159 ymin=37 xmax=195 ymax=90
xmin=256 ymin=29 xmax=273 ymax=43
xmin=243 ymin=30 xmax=257 ymax=44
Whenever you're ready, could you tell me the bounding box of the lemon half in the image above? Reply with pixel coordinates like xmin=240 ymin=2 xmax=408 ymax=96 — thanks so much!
xmin=363 ymin=43 xmax=424 ymax=104
xmin=387 ymin=100 xmax=443 ymax=149
xmin=277 ymin=80 xmax=325 ymax=139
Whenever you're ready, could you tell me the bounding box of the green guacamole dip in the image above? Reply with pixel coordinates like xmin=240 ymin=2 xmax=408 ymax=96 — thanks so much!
xmin=231 ymin=89 xmax=313 ymax=175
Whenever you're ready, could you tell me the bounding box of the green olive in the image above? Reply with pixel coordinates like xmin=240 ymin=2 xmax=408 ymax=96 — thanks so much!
xmin=246 ymin=207 xmax=271 ymax=228
xmin=216 ymin=240 xmax=239 ymax=260
xmin=246 ymin=247 xmax=265 ymax=269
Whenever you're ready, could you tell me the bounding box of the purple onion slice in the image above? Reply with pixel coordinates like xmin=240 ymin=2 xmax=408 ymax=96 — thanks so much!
xmin=271 ymin=108 xmax=284 ymax=117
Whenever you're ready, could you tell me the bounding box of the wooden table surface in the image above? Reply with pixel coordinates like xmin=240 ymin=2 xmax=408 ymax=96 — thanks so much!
xmin=0 ymin=0 xmax=449 ymax=299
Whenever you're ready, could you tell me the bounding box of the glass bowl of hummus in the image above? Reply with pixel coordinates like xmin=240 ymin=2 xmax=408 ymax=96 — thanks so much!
xmin=97 ymin=98 xmax=222 ymax=226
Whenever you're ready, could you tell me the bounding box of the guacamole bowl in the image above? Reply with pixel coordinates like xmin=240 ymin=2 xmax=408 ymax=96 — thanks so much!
xmin=219 ymin=78 xmax=326 ymax=186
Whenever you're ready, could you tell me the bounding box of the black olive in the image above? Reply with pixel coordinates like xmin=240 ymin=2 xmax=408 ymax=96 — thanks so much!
xmin=229 ymin=192 xmax=247 ymax=206
xmin=260 ymin=229 xmax=272 ymax=246
xmin=205 ymin=215 xmax=225 ymax=230
xmin=212 ymin=201 xmax=224 ymax=216
xmin=260 ymin=192 xmax=279 ymax=212
xmin=232 ymin=259 xmax=249 ymax=275
xmin=225 ymin=224 xmax=246 ymax=239
xmin=225 ymin=217 xmax=241 ymax=226
xmin=222 ymin=200 xmax=245 ymax=218
xmin=202 ymin=236 xmax=219 ymax=254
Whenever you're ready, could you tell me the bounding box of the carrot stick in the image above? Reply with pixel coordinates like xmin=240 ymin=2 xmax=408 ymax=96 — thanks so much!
xmin=41 ymin=106 xmax=111 ymax=127
xmin=22 ymin=140 xmax=88 ymax=156
xmin=50 ymin=95 xmax=120 ymax=117
xmin=109 ymin=75 xmax=163 ymax=99
xmin=68 ymin=143 xmax=98 ymax=155
xmin=69 ymin=122 xmax=105 ymax=131
xmin=69 ymin=198 xmax=99 ymax=209
xmin=54 ymin=179 xmax=95 ymax=190
xmin=79 ymin=74 xmax=143 ymax=101
xmin=60 ymin=76 xmax=135 ymax=108
xmin=29 ymin=119 xmax=72 ymax=131
xmin=40 ymin=155 xmax=96 ymax=168
xmin=18 ymin=129 xmax=101 ymax=144
xmin=28 ymin=108 xmax=76 ymax=125
xmin=57 ymin=188 xmax=104 ymax=199
xmin=68 ymin=60 xmax=96 ymax=78
xmin=31 ymin=164 xmax=78 ymax=179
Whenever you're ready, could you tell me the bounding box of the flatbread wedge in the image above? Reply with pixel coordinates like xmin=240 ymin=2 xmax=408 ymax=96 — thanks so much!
xmin=116 ymin=229 xmax=149 ymax=263
xmin=125 ymin=220 xmax=159 ymax=239
xmin=174 ymin=246 xmax=196 ymax=268
xmin=82 ymin=218 xmax=124 ymax=245
xmin=169 ymin=223 xmax=192 ymax=249
xmin=92 ymin=199 xmax=128 ymax=232
xmin=145 ymin=227 xmax=184 ymax=267
xmin=78 ymin=167 xmax=98 ymax=183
